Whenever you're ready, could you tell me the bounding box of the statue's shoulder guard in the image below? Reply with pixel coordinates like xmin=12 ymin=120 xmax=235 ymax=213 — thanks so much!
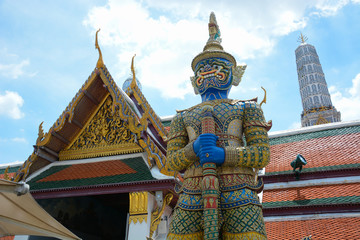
xmin=231 ymin=97 xmax=258 ymax=107
xmin=242 ymin=98 xmax=272 ymax=131
xmin=167 ymin=112 xmax=188 ymax=141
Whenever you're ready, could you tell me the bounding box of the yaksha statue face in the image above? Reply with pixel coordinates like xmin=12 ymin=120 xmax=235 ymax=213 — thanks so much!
xmin=193 ymin=57 xmax=234 ymax=95
xmin=190 ymin=12 xmax=246 ymax=98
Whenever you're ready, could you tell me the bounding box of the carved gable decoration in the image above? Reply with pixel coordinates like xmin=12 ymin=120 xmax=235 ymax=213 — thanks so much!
xmin=59 ymin=95 xmax=143 ymax=160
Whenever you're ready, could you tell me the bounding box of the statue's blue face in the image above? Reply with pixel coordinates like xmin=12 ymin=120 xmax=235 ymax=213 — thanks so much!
xmin=193 ymin=57 xmax=233 ymax=95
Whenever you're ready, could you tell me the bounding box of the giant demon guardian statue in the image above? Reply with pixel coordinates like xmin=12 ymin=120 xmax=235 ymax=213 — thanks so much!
xmin=165 ymin=12 xmax=272 ymax=240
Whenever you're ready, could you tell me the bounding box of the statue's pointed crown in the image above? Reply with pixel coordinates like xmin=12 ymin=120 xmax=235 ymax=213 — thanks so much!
xmin=191 ymin=12 xmax=236 ymax=71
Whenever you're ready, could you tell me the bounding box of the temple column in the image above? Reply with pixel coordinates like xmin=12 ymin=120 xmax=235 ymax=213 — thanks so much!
xmin=127 ymin=191 xmax=173 ymax=240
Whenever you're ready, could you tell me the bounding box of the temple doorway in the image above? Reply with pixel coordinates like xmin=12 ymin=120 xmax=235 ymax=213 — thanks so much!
xmin=32 ymin=193 xmax=129 ymax=240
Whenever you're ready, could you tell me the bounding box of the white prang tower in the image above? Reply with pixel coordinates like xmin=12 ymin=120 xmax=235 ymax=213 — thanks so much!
xmin=295 ymin=34 xmax=341 ymax=127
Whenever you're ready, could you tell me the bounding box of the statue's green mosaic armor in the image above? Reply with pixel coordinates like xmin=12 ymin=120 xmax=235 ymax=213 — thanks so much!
xmin=166 ymin=99 xmax=269 ymax=239
xmin=165 ymin=12 xmax=271 ymax=240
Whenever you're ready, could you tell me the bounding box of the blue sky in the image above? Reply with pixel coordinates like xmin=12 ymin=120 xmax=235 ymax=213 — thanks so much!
xmin=1 ymin=0 xmax=360 ymax=165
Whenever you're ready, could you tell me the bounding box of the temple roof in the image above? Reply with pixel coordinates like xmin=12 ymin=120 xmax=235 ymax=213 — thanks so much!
xmin=263 ymin=182 xmax=360 ymax=215
xmin=25 ymin=155 xmax=176 ymax=199
xmin=13 ymin=56 xmax=174 ymax=183
xmin=0 ymin=165 xmax=20 ymax=180
xmin=265 ymin=216 xmax=360 ymax=239
xmin=266 ymin=120 xmax=360 ymax=179
xmin=263 ymin=120 xmax=360 ymax=239
xmin=27 ymin=157 xmax=154 ymax=191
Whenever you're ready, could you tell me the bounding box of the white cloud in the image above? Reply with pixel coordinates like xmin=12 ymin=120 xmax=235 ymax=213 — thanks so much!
xmin=313 ymin=0 xmax=349 ymax=17
xmin=0 ymin=60 xmax=30 ymax=79
xmin=330 ymin=73 xmax=360 ymax=121
xmin=0 ymin=137 xmax=27 ymax=144
xmin=0 ymin=91 xmax=25 ymax=119
xmin=0 ymin=48 xmax=35 ymax=79
xmin=11 ymin=137 xmax=28 ymax=143
xmin=83 ymin=0 xmax=354 ymax=99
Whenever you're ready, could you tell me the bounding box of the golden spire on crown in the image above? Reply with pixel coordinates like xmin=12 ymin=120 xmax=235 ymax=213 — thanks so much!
xmin=191 ymin=12 xmax=236 ymax=71
xmin=205 ymin=12 xmax=222 ymax=49
xmin=191 ymin=12 xmax=246 ymax=87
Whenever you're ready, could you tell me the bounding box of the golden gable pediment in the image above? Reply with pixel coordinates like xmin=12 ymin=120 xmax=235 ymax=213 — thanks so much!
xmin=59 ymin=95 xmax=142 ymax=160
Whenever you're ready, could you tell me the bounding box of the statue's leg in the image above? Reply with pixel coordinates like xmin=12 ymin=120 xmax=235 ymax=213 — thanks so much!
xmin=221 ymin=204 xmax=267 ymax=240
xmin=167 ymin=207 xmax=203 ymax=240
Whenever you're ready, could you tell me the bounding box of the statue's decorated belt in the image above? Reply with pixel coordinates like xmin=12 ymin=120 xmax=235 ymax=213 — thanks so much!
xmin=183 ymin=165 xmax=256 ymax=178
xmin=175 ymin=174 xmax=263 ymax=195
xmin=176 ymin=188 xmax=261 ymax=211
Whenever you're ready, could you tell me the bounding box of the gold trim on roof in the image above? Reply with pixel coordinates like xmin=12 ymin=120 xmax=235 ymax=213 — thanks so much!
xmin=59 ymin=143 xmax=142 ymax=161
xmin=125 ymin=59 xmax=168 ymax=141
xmin=124 ymin=57 xmax=173 ymax=176
xmin=36 ymin=70 xmax=100 ymax=147
xmin=139 ymin=136 xmax=174 ymax=176
xmin=13 ymin=153 xmax=37 ymax=182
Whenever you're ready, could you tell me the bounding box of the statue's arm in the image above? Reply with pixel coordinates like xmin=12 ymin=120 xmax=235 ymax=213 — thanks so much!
xmin=223 ymin=102 xmax=270 ymax=169
xmin=165 ymin=113 xmax=198 ymax=172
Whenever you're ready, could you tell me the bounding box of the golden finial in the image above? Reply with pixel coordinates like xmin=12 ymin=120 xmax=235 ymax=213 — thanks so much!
xmin=130 ymin=54 xmax=137 ymax=88
xmin=3 ymin=166 xmax=10 ymax=180
xmin=95 ymin=29 xmax=104 ymax=68
xmin=297 ymin=32 xmax=308 ymax=44
xmin=36 ymin=121 xmax=44 ymax=145
xmin=260 ymin=86 xmax=267 ymax=108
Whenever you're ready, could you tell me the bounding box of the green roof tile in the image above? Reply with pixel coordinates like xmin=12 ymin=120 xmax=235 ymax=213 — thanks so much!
xmin=162 ymin=120 xmax=171 ymax=127
xmin=265 ymin=163 xmax=360 ymax=176
xmin=28 ymin=157 xmax=155 ymax=190
xmin=270 ymin=125 xmax=360 ymax=145
xmin=0 ymin=166 xmax=20 ymax=174
xmin=263 ymin=195 xmax=360 ymax=208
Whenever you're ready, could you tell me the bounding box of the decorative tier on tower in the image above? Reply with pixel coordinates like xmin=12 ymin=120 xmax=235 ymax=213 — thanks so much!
xmin=295 ymin=34 xmax=341 ymax=127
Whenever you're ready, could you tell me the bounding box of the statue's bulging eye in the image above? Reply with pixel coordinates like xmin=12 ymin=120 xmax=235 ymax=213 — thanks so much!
xmin=196 ymin=77 xmax=203 ymax=86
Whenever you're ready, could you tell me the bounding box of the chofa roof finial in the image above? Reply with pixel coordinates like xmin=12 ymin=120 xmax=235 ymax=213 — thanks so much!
xmin=95 ymin=29 xmax=104 ymax=68
xmin=130 ymin=54 xmax=137 ymax=88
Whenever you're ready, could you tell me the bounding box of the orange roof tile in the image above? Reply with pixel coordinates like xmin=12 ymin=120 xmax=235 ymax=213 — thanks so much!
xmin=265 ymin=217 xmax=360 ymax=239
xmin=268 ymin=132 xmax=360 ymax=173
xmin=0 ymin=172 xmax=16 ymax=179
xmin=39 ymin=160 xmax=137 ymax=182
xmin=0 ymin=237 xmax=14 ymax=240
xmin=263 ymin=183 xmax=360 ymax=203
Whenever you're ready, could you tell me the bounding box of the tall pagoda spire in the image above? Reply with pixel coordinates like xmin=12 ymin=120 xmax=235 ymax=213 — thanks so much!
xmin=295 ymin=34 xmax=341 ymax=127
